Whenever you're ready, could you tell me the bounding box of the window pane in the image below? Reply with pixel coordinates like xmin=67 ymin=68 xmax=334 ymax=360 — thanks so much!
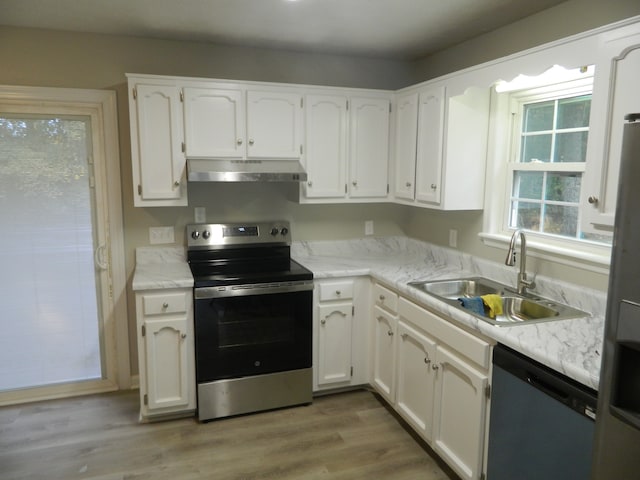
xmin=544 ymin=205 xmax=578 ymax=237
xmin=554 ymin=131 xmax=588 ymax=163
xmin=521 ymin=134 xmax=552 ymax=162
xmin=513 ymin=171 xmax=543 ymax=199
xmin=510 ymin=201 xmax=541 ymax=232
xmin=545 ymin=172 xmax=582 ymax=202
xmin=557 ymin=95 xmax=591 ymax=129
xmin=523 ymin=101 xmax=554 ymax=132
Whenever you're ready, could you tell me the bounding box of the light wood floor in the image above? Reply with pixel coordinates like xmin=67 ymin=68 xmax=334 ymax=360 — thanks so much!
xmin=0 ymin=388 xmax=459 ymax=480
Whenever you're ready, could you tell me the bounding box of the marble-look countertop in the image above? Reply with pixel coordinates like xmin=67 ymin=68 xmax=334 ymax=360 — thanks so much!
xmin=292 ymin=236 xmax=606 ymax=391
xmin=131 ymin=238 xmax=606 ymax=390
xmin=132 ymin=246 xmax=194 ymax=291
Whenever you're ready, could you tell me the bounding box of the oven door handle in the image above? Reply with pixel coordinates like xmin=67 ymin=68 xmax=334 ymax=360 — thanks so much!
xmin=195 ymin=280 xmax=313 ymax=299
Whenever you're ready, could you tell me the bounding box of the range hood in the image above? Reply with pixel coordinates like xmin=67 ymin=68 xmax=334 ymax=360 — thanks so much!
xmin=187 ymin=158 xmax=307 ymax=182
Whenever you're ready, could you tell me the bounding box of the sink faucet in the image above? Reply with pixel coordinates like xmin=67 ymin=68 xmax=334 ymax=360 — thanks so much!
xmin=505 ymin=229 xmax=536 ymax=295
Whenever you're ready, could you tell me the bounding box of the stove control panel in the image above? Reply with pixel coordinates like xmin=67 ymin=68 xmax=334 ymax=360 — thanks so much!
xmin=187 ymin=221 xmax=291 ymax=248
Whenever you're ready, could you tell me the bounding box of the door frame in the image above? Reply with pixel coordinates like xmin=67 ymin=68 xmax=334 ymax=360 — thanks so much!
xmin=0 ymin=85 xmax=129 ymax=405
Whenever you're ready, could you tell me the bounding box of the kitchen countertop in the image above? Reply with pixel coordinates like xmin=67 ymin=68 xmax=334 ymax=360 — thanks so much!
xmin=292 ymin=236 xmax=606 ymax=391
xmin=131 ymin=237 xmax=606 ymax=390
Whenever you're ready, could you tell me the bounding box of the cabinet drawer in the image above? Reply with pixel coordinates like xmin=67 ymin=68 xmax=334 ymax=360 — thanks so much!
xmin=142 ymin=292 xmax=188 ymax=315
xmin=318 ymin=280 xmax=354 ymax=301
xmin=374 ymin=283 xmax=398 ymax=314
xmin=398 ymin=297 xmax=491 ymax=369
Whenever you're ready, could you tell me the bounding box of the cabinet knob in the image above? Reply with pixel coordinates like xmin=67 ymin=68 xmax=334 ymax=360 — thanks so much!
xmin=335 ymin=290 xmax=341 ymax=296
xmin=174 ymin=181 xmax=180 ymax=187
xmin=405 ymin=182 xmax=412 ymax=187
xmin=430 ymin=184 xmax=437 ymax=190
xmin=181 ymin=333 xmax=186 ymax=339
xmin=424 ymin=357 xmax=431 ymax=365
xmin=320 ymin=319 xmax=326 ymax=325
xmin=162 ymin=302 xmax=169 ymax=309
xmin=432 ymin=363 xmax=440 ymax=371
xmin=307 ymin=181 xmax=313 ymax=187
xmin=588 ymin=195 xmax=599 ymax=205
xmin=248 ymin=139 xmax=255 ymax=146
xmin=379 ymin=294 xmax=385 ymax=301
xmin=387 ymin=330 xmax=394 ymax=337
xmin=352 ymin=181 xmax=357 ymax=187
xmin=237 ymin=138 xmax=243 ymax=145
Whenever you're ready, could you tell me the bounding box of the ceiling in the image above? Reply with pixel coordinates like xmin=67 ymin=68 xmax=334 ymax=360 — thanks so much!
xmin=0 ymin=0 xmax=569 ymax=60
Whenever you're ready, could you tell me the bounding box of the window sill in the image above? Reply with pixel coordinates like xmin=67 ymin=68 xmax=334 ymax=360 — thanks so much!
xmin=478 ymin=232 xmax=612 ymax=274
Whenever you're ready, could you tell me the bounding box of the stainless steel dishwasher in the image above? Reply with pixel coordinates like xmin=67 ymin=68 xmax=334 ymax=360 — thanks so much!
xmin=486 ymin=344 xmax=597 ymax=480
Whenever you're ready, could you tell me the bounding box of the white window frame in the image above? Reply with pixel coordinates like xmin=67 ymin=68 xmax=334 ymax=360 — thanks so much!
xmin=480 ymin=75 xmax=612 ymax=274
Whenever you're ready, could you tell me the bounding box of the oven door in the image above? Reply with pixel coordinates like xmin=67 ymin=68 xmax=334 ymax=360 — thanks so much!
xmin=194 ymin=281 xmax=313 ymax=383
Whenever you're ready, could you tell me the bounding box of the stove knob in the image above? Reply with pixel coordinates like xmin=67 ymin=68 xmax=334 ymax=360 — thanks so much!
xmin=191 ymin=231 xmax=200 ymax=239
xmin=280 ymin=227 xmax=289 ymax=236
xmin=202 ymin=230 xmax=211 ymax=239
xmin=270 ymin=227 xmax=279 ymax=236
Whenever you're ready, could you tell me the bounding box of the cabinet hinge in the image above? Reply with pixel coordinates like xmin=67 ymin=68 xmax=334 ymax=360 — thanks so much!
xmin=300 ymin=97 xmax=303 ymax=108
xmin=350 ymin=366 xmax=354 ymax=377
xmin=344 ymin=184 xmax=347 ymax=194
xmin=485 ymin=384 xmax=491 ymax=399
xmin=181 ymin=142 xmax=186 ymax=153
xmin=352 ymin=305 xmax=355 ymax=316
xmin=141 ymin=325 xmax=146 ymax=337
xmin=180 ymin=90 xmax=184 ymax=102
xmin=480 ymin=473 xmax=486 ymax=480
xmin=132 ymin=87 xmax=137 ymax=100
xmin=137 ymin=184 xmax=142 ymax=196
xmin=346 ymin=100 xmax=349 ymax=110
xmin=387 ymin=183 xmax=390 ymax=194
xmin=143 ymin=394 xmax=148 ymax=406
xmin=389 ymin=103 xmax=392 ymax=113
xmin=300 ymin=144 xmax=303 ymax=155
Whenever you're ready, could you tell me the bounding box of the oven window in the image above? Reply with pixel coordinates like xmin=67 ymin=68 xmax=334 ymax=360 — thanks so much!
xmin=217 ymin=296 xmax=295 ymax=348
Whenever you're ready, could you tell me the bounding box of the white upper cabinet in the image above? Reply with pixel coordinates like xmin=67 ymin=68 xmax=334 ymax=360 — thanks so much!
xmin=183 ymin=87 xmax=245 ymax=159
xmin=246 ymin=90 xmax=303 ymax=159
xmin=393 ymin=92 xmax=419 ymax=200
xmin=129 ymin=81 xmax=187 ymax=207
xmin=392 ymin=81 xmax=490 ymax=210
xmin=302 ymin=91 xmax=391 ymax=202
xmin=415 ymin=86 xmax=446 ymax=205
xmin=349 ymin=97 xmax=390 ymax=198
xmin=581 ymin=23 xmax=640 ymax=232
xmin=182 ymin=86 xmax=302 ymax=160
xmin=304 ymin=94 xmax=348 ymax=198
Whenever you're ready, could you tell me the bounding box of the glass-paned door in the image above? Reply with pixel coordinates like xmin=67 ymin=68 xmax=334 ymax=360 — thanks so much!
xmin=0 ymin=113 xmax=105 ymax=391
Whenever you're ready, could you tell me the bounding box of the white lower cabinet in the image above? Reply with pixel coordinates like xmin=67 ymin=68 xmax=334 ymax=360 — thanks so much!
xmin=370 ymin=285 xmax=492 ymax=480
xmin=313 ymin=278 xmax=369 ymax=392
xmin=135 ymin=288 xmax=196 ymax=420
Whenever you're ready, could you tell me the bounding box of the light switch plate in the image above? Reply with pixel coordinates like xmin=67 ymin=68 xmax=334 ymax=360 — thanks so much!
xmin=194 ymin=207 xmax=206 ymax=223
xmin=449 ymin=229 xmax=458 ymax=248
xmin=365 ymin=220 xmax=374 ymax=236
xmin=149 ymin=226 xmax=175 ymax=245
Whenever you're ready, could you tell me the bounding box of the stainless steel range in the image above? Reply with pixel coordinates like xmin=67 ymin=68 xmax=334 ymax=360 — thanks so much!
xmin=187 ymin=221 xmax=313 ymax=422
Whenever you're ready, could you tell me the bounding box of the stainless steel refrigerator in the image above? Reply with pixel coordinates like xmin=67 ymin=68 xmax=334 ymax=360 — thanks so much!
xmin=592 ymin=114 xmax=640 ymax=478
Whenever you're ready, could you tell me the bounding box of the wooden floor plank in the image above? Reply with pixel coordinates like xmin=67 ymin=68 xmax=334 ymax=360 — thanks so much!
xmin=0 ymin=388 xmax=460 ymax=480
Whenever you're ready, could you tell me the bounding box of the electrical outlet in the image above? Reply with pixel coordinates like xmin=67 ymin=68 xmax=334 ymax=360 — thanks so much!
xmin=449 ymin=229 xmax=458 ymax=248
xmin=365 ymin=220 xmax=374 ymax=236
xmin=149 ymin=226 xmax=175 ymax=245
xmin=194 ymin=207 xmax=206 ymax=223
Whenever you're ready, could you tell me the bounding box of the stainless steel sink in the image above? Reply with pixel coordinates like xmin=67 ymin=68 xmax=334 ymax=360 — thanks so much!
xmin=407 ymin=277 xmax=589 ymax=326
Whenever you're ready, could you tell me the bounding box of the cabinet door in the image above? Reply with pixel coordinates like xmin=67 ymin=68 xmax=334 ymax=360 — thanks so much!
xmin=304 ymin=94 xmax=348 ymax=198
xmin=183 ymin=87 xmax=245 ymax=159
xmin=394 ymin=92 xmax=419 ymax=200
xmin=132 ymin=83 xmax=186 ymax=206
xmin=582 ymin=26 xmax=640 ymax=232
xmin=246 ymin=90 xmax=302 ymax=159
xmin=396 ymin=321 xmax=437 ymax=442
xmin=349 ymin=97 xmax=390 ymax=198
xmin=372 ymin=306 xmax=397 ymax=403
xmin=317 ymin=303 xmax=352 ymax=386
xmin=432 ymin=346 xmax=488 ymax=480
xmin=144 ymin=317 xmax=190 ymax=410
xmin=415 ymin=86 xmax=445 ymax=205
